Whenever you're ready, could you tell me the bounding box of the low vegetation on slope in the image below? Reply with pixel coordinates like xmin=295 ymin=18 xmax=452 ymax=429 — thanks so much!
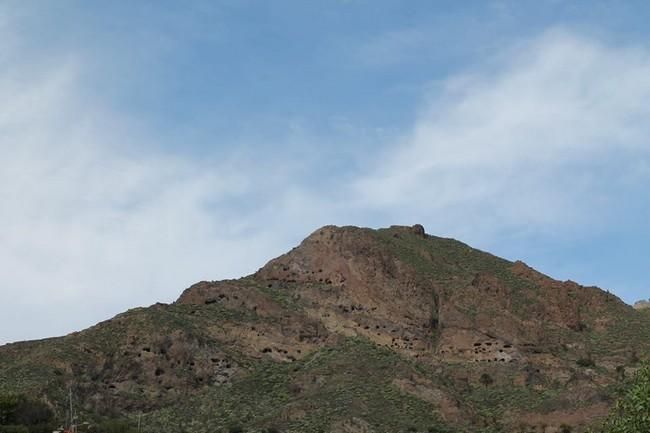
xmin=144 ymin=338 xmax=457 ymax=433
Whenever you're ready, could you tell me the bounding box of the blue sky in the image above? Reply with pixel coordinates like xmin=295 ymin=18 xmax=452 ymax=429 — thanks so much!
xmin=1 ymin=1 xmax=650 ymax=344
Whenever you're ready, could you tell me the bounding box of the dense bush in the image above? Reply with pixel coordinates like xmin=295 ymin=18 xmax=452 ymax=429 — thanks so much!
xmin=479 ymin=373 xmax=494 ymax=388
xmin=92 ymin=418 xmax=138 ymax=433
xmin=0 ymin=393 xmax=143 ymax=433
xmin=228 ymin=425 xmax=244 ymax=433
xmin=576 ymin=357 xmax=596 ymax=368
xmin=600 ymin=362 xmax=650 ymax=433
xmin=0 ymin=426 xmax=30 ymax=433
xmin=0 ymin=394 xmax=54 ymax=433
xmin=427 ymin=426 xmax=454 ymax=433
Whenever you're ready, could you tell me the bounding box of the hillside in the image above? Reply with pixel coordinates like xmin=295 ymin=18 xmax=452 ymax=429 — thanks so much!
xmin=1 ymin=224 xmax=649 ymax=433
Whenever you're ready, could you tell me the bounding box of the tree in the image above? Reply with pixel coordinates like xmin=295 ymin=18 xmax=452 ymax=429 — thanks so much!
xmin=0 ymin=394 xmax=21 ymax=425
xmin=600 ymin=362 xmax=650 ymax=433
xmin=0 ymin=394 xmax=54 ymax=433
xmin=13 ymin=398 xmax=52 ymax=427
xmin=479 ymin=373 xmax=494 ymax=388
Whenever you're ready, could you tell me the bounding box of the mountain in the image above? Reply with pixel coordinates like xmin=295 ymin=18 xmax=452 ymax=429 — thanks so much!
xmin=1 ymin=224 xmax=649 ymax=433
xmin=634 ymin=300 xmax=649 ymax=310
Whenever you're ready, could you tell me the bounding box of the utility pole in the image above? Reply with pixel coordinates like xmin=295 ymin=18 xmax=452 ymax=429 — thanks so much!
xmin=68 ymin=387 xmax=73 ymax=431
xmin=67 ymin=387 xmax=77 ymax=433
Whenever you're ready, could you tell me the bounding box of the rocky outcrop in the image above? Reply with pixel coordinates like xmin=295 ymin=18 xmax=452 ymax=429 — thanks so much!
xmin=634 ymin=299 xmax=650 ymax=309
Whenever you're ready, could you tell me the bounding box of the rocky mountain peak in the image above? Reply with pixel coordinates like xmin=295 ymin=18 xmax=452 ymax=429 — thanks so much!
xmin=2 ymin=224 xmax=648 ymax=433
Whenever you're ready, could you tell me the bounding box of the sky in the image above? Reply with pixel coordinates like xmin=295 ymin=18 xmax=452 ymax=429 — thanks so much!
xmin=1 ymin=0 xmax=650 ymax=344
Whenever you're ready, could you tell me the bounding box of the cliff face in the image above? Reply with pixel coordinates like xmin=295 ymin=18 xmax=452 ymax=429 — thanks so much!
xmin=1 ymin=225 xmax=649 ymax=433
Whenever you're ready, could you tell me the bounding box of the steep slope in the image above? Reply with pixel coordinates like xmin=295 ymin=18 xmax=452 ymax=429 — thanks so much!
xmin=1 ymin=225 xmax=648 ymax=433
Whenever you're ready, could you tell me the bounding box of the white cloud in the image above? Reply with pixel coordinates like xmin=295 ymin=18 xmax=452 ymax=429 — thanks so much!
xmin=3 ymin=21 xmax=650 ymax=343
xmin=0 ymin=16 xmax=325 ymax=344
xmin=354 ymin=29 xmax=650 ymax=240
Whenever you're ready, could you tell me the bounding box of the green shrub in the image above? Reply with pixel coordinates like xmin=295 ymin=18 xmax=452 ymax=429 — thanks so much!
xmin=94 ymin=419 xmax=138 ymax=433
xmin=13 ymin=400 xmax=52 ymax=427
xmin=427 ymin=426 xmax=452 ymax=433
xmin=0 ymin=425 xmax=30 ymax=433
xmin=0 ymin=394 xmax=53 ymax=433
xmin=479 ymin=373 xmax=494 ymax=388
xmin=228 ymin=425 xmax=244 ymax=433
xmin=601 ymin=362 xmax=650 ymax=433
xmin=576 ymin=357 xmax=595 ymax=368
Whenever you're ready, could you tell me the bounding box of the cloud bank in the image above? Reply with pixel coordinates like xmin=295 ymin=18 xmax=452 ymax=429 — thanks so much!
xmin=2 ymin=25 xmax=650 ymax=343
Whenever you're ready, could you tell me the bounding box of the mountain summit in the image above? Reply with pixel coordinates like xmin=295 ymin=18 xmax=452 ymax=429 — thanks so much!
xmin=1 ymin=225 xmax=648 ymax=433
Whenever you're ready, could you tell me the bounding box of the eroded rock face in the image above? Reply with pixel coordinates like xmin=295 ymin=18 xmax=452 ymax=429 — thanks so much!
xmin=178 ymin=225 xmax=633 ymax=370
xmin=252 ymin=225 xmax=437 ymax=358
xmin=437 ymin=329 xmax=522 ymax=363
xmin=189 ymin=227 xmax=621 ymax=365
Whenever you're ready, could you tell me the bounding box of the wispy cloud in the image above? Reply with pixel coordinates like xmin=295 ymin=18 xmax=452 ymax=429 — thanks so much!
xmin=3 ymin=16 xmax=650 ymax=344
xmin=0 ymin=14 xmax=324 ymax=343
xmin=354 ymin=29 xmax=650 ymax=241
